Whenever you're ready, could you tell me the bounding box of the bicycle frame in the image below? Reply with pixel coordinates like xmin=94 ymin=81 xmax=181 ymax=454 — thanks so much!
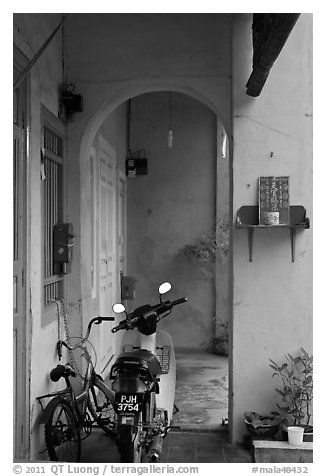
xmin=37 ymin=315 xmax=116 ymax=462
xmin=37 ymin=351 xmax=95 ymax=429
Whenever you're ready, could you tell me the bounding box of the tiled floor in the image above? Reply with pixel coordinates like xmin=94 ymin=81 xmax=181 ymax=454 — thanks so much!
xmin=81 ymin=428 xmax=251 ymax=463
xmin=162 ymin=430 xmax=251 ymax=463
xmin=81 ymin=350 xmax=250 ymax=463
xmin=173 ymin=351 xmax=228 ymax=429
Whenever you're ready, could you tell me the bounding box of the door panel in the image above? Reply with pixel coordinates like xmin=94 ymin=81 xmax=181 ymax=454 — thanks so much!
xmin=13 ymin=100 xmax=27 ymax=459
xmin=98 ymin=140 xmax=116 ymax=370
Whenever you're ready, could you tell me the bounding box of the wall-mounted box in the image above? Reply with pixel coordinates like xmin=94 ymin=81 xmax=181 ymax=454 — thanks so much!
xmin=53 ymin=223 xmax=74 ymax=263
xmin=126 ymin=158 xmax=148 ymax=178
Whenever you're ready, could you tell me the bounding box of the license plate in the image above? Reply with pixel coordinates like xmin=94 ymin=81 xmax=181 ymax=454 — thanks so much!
xmin=115 ymin=393 xmax=143 ymax=413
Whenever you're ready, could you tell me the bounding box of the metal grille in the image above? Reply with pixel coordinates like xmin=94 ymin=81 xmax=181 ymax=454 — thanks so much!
xmin=44 ymin=126 xmax=63 ymax=157
xmin=156 ymin=346 xmax=171 ymax=374
xmin=44 ymin=277 xmax=63 ymax=306
xmin=43 ymin=125 xmax=64 ymax=306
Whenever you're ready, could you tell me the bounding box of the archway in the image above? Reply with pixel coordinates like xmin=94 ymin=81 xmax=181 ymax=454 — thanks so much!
xmin=78 ymin=81 xmax=232 ymax=432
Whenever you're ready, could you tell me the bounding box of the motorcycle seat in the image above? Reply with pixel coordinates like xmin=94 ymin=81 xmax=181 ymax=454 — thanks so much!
xmin=115 ymin=349 xmax=162 ymax=376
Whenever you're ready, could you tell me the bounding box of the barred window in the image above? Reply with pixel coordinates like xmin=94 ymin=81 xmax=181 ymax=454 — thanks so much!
xmin=42 ymin=115 xmax=65 ymax=308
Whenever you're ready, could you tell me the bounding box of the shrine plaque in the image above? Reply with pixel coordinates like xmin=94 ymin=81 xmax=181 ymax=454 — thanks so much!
xmin=258 ymin=176 xmax=290 ymax=225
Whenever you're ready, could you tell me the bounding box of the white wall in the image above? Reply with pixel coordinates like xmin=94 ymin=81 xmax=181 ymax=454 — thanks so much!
xmin=231 ymin=14 xmax=313 ymax=442
xmin=126 ymin=91 xmax=217 ymax=350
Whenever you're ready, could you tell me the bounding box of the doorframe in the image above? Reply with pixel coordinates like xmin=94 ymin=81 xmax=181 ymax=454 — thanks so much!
xmin=13 ymin=44 xmax=31 ymax=461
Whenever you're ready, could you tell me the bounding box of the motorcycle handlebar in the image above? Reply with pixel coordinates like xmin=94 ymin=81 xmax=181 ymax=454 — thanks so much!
xmin=111 ymin=320 xmax=128 ymax=333
xmin=154 ymin=297 xmax=187 ymax=315
xmin=111 ymin=297 xmax=187 ymax=333
xmin=171 ymin=297 xmax=188 ymax=306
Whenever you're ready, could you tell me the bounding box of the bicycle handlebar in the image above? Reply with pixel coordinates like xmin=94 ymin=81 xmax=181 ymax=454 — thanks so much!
xmin=86 ymin=316 xmax=115 ymax=339
xmin=57 ymin=316 xmax=115 ymax=354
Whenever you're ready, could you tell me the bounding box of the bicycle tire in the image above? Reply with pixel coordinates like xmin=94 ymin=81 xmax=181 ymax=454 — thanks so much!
xmin=44 ymin=399 xmax=81 ymax=462
xmin=87 ymin=378 xmax=116 ymax=434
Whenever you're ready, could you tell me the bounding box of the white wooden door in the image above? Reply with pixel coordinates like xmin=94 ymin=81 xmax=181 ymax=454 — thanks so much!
xmin=98 ymin=138 xmax=116 ymax=371
xmin=13 ymin=70 xmax=28 ymax=460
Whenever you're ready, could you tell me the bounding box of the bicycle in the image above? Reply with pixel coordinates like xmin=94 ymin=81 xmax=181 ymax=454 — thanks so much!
xmin=36 ymin=316 xmax=116 ymax=462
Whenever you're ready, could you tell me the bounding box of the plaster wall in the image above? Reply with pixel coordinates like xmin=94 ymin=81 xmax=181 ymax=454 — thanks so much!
xmin=126 ymin=92 xmax=217 ymax=350
xmin=215 ymin=122 xmax=230 ymax=332
xmin=231 ymin=14 xmax=313 ymax=442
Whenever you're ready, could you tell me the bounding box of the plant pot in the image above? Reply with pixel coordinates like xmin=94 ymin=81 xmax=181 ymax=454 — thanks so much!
xmin=245 ymin=413 xmax=280 ymax=438
xmin=282 ymin=425 xmax=313 ymax=442
xmin=213 ymin=337 xmax=228 ymax=356
xmin=287 ymin=426 xmax=304 ymax=445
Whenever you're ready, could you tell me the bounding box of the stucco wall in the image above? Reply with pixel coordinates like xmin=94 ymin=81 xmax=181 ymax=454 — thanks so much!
xmin=126 ymin=91 xmax=217 ymax=350
xmin=231 ymin=14 xmax=313 ymax=442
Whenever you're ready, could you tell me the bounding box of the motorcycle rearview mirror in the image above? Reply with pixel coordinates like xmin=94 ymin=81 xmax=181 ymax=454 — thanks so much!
xmin=159 ymin=282 xmax=172 ymax=295
xmin=112 ymin=303 xmax=126 ymax=314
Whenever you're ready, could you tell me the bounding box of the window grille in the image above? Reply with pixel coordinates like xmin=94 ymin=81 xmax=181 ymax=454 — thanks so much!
xmin=43 ymin=123 xmax=64 ymax=307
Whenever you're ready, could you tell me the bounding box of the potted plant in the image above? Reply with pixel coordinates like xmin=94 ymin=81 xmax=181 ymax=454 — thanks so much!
xmin=179 ymin=221 xmax=230 ymax=354
xmin=244 ymin=411 xmax=281 ymax=438
xmin=269 ymin=347 xmax=313 ymax=442
xmin=179 ymin=224 xmax=229 ymax=277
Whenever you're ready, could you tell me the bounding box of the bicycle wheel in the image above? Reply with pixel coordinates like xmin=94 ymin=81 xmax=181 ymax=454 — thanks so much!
xmin=88 ymin=378 xmax=116 ymax=434
xmin=44 ymin=400 xmax=81 ymax=462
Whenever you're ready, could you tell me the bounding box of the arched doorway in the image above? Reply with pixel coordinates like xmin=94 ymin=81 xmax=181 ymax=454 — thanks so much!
xmin=77 ymin=83 xmax=231 ymax=432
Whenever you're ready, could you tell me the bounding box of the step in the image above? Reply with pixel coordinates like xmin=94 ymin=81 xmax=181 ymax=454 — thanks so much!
xmin=253 ymin=440 xmax=313 ymax=463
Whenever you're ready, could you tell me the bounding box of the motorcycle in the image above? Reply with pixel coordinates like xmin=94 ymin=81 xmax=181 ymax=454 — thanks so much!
xmin=109 ymin=282 xmax=187 ymax=463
